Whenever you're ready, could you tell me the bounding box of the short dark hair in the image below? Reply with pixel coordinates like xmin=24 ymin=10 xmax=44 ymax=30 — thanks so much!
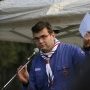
xmin=31 ymin=21 xmax=54 ymax=34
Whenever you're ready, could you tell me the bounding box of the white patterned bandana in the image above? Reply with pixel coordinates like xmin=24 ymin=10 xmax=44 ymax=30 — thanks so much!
xmin=40 ymin=38 xmax=60 ymax=87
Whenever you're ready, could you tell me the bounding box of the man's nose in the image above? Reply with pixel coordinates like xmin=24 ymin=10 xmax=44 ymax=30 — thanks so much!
xmin=38 ymin=38 xmax=44 ymax=43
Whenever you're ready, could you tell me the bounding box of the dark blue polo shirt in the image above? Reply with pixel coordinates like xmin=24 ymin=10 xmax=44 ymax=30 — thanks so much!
xmin=22 ymin=43 xmax=86 ymax=90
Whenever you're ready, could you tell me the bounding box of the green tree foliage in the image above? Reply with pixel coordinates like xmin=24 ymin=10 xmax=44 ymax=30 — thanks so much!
xmin=0 ymin=41 xmax=35 ymax=68
xmin=0 ymin=41 xmax=35 ymax=90
xmin=0 ymin=42 xmax=17 ymax=68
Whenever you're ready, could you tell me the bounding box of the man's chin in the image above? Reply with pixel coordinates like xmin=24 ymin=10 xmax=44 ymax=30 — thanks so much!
xmin=41 ymin=48 xmax=46 ymax=51
xmin=40 ymin=48 xmax=47 ymax=52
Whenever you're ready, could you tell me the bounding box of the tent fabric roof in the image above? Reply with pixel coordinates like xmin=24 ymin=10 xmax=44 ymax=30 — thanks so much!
xmin=0 ymin=0 xmax=90 ymax=23
xmin=0 ymin=0 xmax=90 ymax=44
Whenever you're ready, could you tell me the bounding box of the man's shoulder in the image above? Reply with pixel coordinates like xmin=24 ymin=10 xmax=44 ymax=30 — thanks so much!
xmin=57 ymin=42 xmax=84 ymax=56
xmin=59 ymin=42 xmax=80 ymax=49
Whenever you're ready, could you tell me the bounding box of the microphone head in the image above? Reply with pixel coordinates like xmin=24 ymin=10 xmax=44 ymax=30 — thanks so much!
xmin=34 ymin=48 xmax=39 ymax=53
xmin=27 ymin=48 xmax=39 ymax=60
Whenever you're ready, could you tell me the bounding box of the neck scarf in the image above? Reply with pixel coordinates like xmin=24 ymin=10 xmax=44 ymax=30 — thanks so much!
xmin=40 ymin=38 xmax=60 ymax=86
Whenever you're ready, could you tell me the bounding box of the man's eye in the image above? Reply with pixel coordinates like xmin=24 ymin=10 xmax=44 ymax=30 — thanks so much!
xmin=41 ymin=35 xmax=47 ymax=38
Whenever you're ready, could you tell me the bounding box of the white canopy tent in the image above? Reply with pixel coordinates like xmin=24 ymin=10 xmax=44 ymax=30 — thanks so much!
xmin=0 ymin=0 xmax=90 ymax=46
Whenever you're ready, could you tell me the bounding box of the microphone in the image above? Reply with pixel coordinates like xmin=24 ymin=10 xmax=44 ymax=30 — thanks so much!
xmin=1 ymin=48 xmax=39 ymax=90
xmin=27 ymin=48 xmax=39 ymax=60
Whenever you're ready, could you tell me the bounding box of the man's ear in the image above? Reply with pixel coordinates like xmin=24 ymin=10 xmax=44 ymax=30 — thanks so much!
xmin=52 ymin=32 xmax=55 ymax=37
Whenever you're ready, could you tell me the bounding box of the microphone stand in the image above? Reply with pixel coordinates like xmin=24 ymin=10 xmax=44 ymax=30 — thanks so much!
xmin=1 ymin=51 xmax=36 ymax=90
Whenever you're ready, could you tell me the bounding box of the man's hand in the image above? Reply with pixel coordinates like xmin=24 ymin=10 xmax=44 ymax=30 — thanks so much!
xmin=83 ymin=32 xmax=90 ymax=48
xmin=17 ymin=65 xmax=29 ymax=84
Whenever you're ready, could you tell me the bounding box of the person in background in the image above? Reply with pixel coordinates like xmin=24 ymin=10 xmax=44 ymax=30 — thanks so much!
xmin=17 ymin=20 xmax=90 ymax=90
xmin=79 ymin=12 xmax=90 ymax=65
xmin=71 ymin=32 xmax=90 ymax=90
xmin=71 ymin=12 xmax=90 ymax=90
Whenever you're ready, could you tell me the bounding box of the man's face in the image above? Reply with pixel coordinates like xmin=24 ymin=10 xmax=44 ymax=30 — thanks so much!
xmin=83 ymin=32 xmax=90 ymax=47
xmin=84 ymin=32 xmax=90 ymax=39
xmin=33 ymin=28 xmax=55 ymax=52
